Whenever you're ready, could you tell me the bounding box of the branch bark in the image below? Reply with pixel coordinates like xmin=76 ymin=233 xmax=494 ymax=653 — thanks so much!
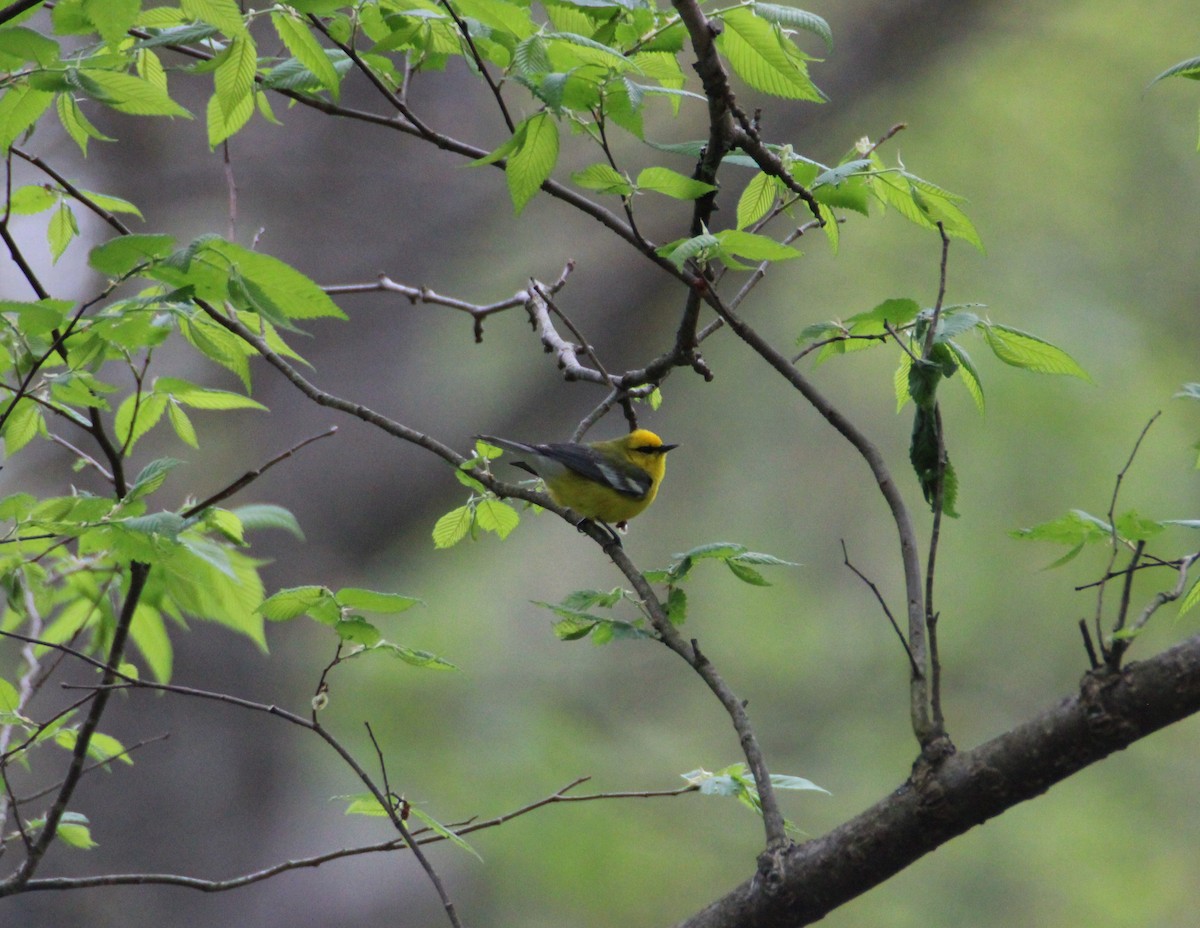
xmin=675 ymin=633 xmax=1200 ymax=928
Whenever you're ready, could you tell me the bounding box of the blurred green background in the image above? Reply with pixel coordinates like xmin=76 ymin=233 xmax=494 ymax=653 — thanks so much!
xmin=4 ymin=0 xmax=1200 ymax=926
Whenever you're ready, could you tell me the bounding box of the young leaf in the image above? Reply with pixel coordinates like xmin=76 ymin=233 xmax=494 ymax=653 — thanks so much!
xmin=736 ymin=171 xmax=780 ymax=229
xmin=636 ymin=166 xmax=716 ymax=200
xmin=571 ymin=163 xmax=632 ymax=196
xmin=258 ymin=585 xmax=332 ymax=621
xmin=433 ymin=505 xmax=474 ymax=548
xmin=982 ymin=323 xmax=1090 ymax=380
xmin=335 ymin=588 xmax=422 ymax=614
xmin=506 ymin=112 xmax=558 ymax=214
xmin=475 ymin=498 xmax=519 ymax=538
xmin=715 ymin=8 xmax=823 ymax=102
xmin=272 ymin=11 xmax=341 ymax=99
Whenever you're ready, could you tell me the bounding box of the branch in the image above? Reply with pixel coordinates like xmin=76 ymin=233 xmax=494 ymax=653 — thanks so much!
xmin=0 ymin=561 xmax=150 ymax=895
xmin=676 ymin=632 xmax=1200 ymax=928
xmin=601 ymin=541 xmax=790 ymax=872
xmin=705 ymin=291 xmax=932 ymax=745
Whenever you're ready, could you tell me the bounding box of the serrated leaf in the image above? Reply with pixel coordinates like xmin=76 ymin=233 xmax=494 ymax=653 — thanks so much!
xmin=83 ymin=0 xmax=141 ymax=47
xmin=181 ymin=0 xmax=247 ymax=36
xmin=75 ymin=69 xmax=191 ymax=117
xmin=166 ymin=400 xmax=199 ymax=447
xmin=716 ymin=8 xmax=823 ymax=102
xmin=636 ymin=166 xmax=715 ymax=200
xmin=433 ymin=505 xmax=474 ymax=548
xmin=336 ymin=588 xmax=422 ymax=614
xmin=1178 ymin=577 xmax=1200 ymax=617
xmin=114 ymin=391 xmax=168 ymax=450
xmin=258 ymin=585 xmax=332 ymax=621
xmin=408 ymin=805 xmax=483 ymax=861
xmin=229 ymin=503 xmax=304 ymax=539
xmin=0 ymin=83 xmax=54 ymax=152
xmin=335 ymin=616 xmax=382 ymax=646
xmin=154 ymin=376 xmax=266 ymax=411
xmin=750 ymin=4 xmax=832 ymax=51
xmin=127 ymin=457 xmax=184 ymax=502
xmin=571 ymin=163 xmax=633 ymax=195
xmin=506 ymin=112 xmax=558 ymax=214
xmin=47 ymin=203 xmax=79 ymax=262
xmin=54 ymin=813 xmax=97 ymax=849
xmin=88 ymin=233 xmax=175 ymax=276
xmin=207 ymin=240 xmax=346 ymax=320
xmin=358 ymin=642 xmax=457 ymax=670
xmin=212 ymin=33 xmax=257 ymax=124
xmin=945 ymin=340 xmax=985 ymax=411
xmin=736 ymin=170 xmax=779 ymax=229
xmin=715 ymin=228 xmax=802 ymax=264
xmin=1149 ymin=55 xmax=1200 ymax=87
xmin=982 ymin=323 xmax=1090 ymax=380
xmin=476 ymin=498 xmax=519 ymax=538
xmin=726 ymin=558 xmax=769 ymax=585
xmin=272 ymin=12 xmax=340 ymax=99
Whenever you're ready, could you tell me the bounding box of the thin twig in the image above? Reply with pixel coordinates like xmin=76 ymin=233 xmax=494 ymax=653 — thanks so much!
xmin=182 ymin=426 xmax=339 ymax=518
xmin=841 ymin=540 xmax=920 ymax=677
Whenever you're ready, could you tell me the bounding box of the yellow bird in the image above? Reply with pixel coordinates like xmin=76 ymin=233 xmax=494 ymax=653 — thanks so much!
xmin=476 ymin=429 xmax=677 ymax=530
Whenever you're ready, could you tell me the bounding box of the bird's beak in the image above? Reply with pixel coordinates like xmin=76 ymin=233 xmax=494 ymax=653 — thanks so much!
xmin=659 ymin=443 xmax=679 ymax=453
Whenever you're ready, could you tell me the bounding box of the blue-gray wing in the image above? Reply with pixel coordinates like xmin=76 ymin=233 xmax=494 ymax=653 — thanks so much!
xmin=542 ymin=443 xmax=652 ymax=500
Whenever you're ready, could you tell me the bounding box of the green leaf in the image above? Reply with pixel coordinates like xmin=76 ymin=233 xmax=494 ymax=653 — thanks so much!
xmin=982 ymin=323 xmax=1090 ymax=380
xmin=408 ymin=805 xmax=483 ymax=861
xmin=945 ymin=340 xmax=985 ymax=411
xmin=0 ymin=298 xmax=71 ymax=334
xmin=750 ymin=4 xmax=832 ymax=51
xmin=1114 ymin=510 xmax=1165 ymax=542
xmin=659 ymin=230 xmax=720 ymax=269
xmin=506 ymin=112 xmax=559 ymax=214
xmin=213 ymin=33 xmax=258 ymax=127
xmin=88 ymin=233 xmax=175 ymax=276
xmin=1 ymin=400 xmax=44 ymax=454
xmin=635 ymin=166 xmax=716 ymax=200
xmin=231 ymin=503 xmax=304 ymax=539
xmin=207 ymin=240 xmax=347 ymax=320
xmin=356 ymin=641 xmax=457 ymax=670
xmin=0 ymin=83 xmax=54 ymax=152
xmin=258 ymin=585 xmax=332 ymax=621
xmin=181 ymin=0 xmax=247 ymax=36
xmin=114 ymin=391 xmax=168 ymax=450
xmin=335 ymin=588 xmax=422 ymax=614
xmin=475 ymin=498 xmax=520 ymax=539
xmin=48 ymin=203 xmax=79 ymax=263
xmin=7 ymin=185 xmax=58 ymax=215
xmin=83 ymin=0 xmax=141 ymax=47
xmin=335 ymin=616 xmax=382 ymax=646
xmin=1179 ymin=577 xmax=1200 ymax=617
xmin=736 ymin=170 xmax=780 ymax=229
xmin=129 ymin=603 xmax=173 ymax=682
xmin=154 ymin=376 xmax=267 ymax=411
xmin=166 ymin=400 xmax=198 ymax=448
xmin=714 ymin=228 xmax=802 ymax=265
xmin=726 ymin=559 xmax=769 ymax=585
xmin=433 ymin=505 xmax=474 ymax=548
xmin=272 ymin=11 xmax=340 ymax=100
xmin=715 ymin=8 xmax=823 ymax=102
xmin=74 ymin=69 xmax=191 ymax=117
xmin=665 ymin=586 xmax=687 ymax=625
xmin=127 ymin=457 xmax=184 ymax=502
xmin=1149 ymin=55 xmax=1200 ymax=87
xmin=1010 ymin=509 xmax=1113 ymax=566
xmin=54 ymin=812 xmax=98 ymax=849
xmin=0 ymin=26 xmax=62 ymax=66
xmin=571 ymin=163 xmax=633 ymax=196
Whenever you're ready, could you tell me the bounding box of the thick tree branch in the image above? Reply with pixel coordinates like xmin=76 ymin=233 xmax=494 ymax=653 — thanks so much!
xmin=675 ymin=633 xmax=1200 ymax=928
